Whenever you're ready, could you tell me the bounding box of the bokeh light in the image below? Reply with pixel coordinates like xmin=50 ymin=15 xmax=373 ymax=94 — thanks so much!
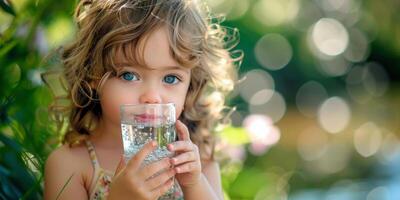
xmin=317 ymin=56 xmax=351 ymax=77
xmin=346 ymin=62 xmax=390 ymax=103
xmin=297 ymin=126 xmax=328 ymax=161
xmin=291 ymin=1 xmax=322 ymax=31
xmin=366 ymin=186 xmax=391 ymax=200
xmin=344 ymin=28 xmax=370 ymax=62
xmin=250 ymin=89 xmax=275 ymax=106
xmin=324 ymin=180 xmax=363 ymax=200
xmin=308 ymin=18 xmax=349 ymax=57
xmin=319 ymin=0 xmax=362 ymax=27
xmin=239 ymin=69 xmax=275 ymax=103
xmin=252 ymin=0 xmax=299 ymax=26
xmin=354 ymin=122 xmax=382 ymax=157
xmin=249 ymin=91 xmax=286 ymax=123
xmin=306 ymin=141 xmax=351 ymax=175
xmin=318 ymin=97 xmax=351 ymax=134
xmin=296 ymin=81 xmax=328 ymax=117
xmin=254 ymin=33 xmax=293 ymax=70
xmin=205 ymin=0 xmax=250 ymax=20
xmin=243 ymin=114 xmax=281 ymax=155
xmin=378 ymin=132 xmax=400 ymax=164
xmin=363 ymin=62 xmax=390 ymax=97
xmin=346 ymin=65 xmax=371 ymax=103
xmin=320 ymin=0 xmax=350 ymax=12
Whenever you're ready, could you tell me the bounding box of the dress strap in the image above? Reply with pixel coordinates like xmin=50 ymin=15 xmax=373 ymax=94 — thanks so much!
xmin=85 ymin=140 xmax=101 ymax=169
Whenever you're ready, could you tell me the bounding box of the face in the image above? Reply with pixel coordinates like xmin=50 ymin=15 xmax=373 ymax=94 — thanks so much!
xmin=98 ymin=27 xmax=191 ymax=128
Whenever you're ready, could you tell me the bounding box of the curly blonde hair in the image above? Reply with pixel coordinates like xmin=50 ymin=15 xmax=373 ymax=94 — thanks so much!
xmin=57 ymin=0 xmax=241 ymax=160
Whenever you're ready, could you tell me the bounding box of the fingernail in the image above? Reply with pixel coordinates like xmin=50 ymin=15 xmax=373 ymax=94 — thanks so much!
xmin=168 ymin=144 xmax=174 ymax=150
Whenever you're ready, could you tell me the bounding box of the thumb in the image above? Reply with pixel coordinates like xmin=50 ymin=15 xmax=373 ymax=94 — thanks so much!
xmin=114 ymin=155 xmax=126 ymax=175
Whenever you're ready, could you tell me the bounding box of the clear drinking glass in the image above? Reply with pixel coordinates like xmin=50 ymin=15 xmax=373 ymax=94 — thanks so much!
xmin=120 ymin=103 xmax=176 ymax=199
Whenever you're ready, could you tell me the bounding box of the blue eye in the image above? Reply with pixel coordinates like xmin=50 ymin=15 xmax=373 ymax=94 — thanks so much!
xmin=163 ymin=75 xmax=180 ymax=84
xmin=120 ymin=72 xmax=139 ymax=81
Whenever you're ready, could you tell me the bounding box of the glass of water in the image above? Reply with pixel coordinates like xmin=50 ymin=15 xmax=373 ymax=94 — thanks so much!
xmin=120 ymin=103 xmax=176 ymax=199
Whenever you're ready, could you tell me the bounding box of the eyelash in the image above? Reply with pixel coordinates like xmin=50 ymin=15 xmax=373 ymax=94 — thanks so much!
xmin=118 ymin=71 xmax=183 ymax=84
xmin=118 ymin=71 xmax=140 ymax=81
xmin=163 ymin=74 xmax=182 ymax=84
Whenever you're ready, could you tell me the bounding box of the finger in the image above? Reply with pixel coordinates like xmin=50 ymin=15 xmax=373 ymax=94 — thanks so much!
xmin=175 ymin=162 xmax=199 ymax=173
xmin=146 ymin=168 xmax=175 ymax=190
xmin=151 ymin=177 xmax=175 ymax=199
xmin=168 ymin=141 xmax=197 ymax=152
xmin=176 ymin=120 xmax=190 ymax=141
xmin=114 ymin=155 xmax=126 ymax=175
xmin=171 ymin=151 xmax=196 ymax=165
xmin=139 ymin=158 xmax=171 ymax=180
xmin=127 ymin=141 xmax=157 ymax=169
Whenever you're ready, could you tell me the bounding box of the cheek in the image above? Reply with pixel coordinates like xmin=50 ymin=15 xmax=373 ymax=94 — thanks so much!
xmin=100 ymin=95 xmax=120 ymax=124
xmin=175 ymin=104 xmax=184 ymax=119
xmin=171 ymin=86 xmax=189 ymax=119
xmin=99 ymin=80 xmax=137 ymax=124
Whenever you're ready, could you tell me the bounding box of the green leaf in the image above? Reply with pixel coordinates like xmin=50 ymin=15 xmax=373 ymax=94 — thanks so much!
xmin=9 ymin=118 xmax=26 ymax=142
xmin=0 ymin=165 xmax=10 ymax=176
xmin=0 ymin=131 xmax=21 ymax=151
xmin=0 ymin=133 xmax=37 ymax=199
xmin=0 ymin=0 xmax=16 ymax=16
xmin=3 ymin=64 xmax=21 ymax=89
xmin=228 ymin=168 xmax=274 ymax=199
xmin=0 ymin=40 xmax=18 ymax=58
xmin=20 ymin=174 xmax=43 ymax=200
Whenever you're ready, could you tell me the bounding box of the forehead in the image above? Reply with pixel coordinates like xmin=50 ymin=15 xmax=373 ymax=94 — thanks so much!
xmin=114 ymin=26 xmax=182 ymax=70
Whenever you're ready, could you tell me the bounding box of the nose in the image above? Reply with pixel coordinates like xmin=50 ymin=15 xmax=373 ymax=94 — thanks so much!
xmin=139 ymin=89 xmax=162 ymax=104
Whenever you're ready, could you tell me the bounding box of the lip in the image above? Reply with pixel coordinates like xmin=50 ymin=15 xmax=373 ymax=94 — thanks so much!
xmin=134 ymin=114 xmax=161 ymax=122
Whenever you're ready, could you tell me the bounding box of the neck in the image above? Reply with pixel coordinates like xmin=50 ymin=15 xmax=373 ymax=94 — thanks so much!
xmin=90 ymin=118 xmax=123 ymax=150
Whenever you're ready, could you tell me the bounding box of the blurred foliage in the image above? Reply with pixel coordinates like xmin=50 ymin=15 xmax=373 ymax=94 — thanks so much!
xmin=0 ymin=133 xmax=41 ymax=199
xmin=0 ymin=0 xmax=74 ymax=198
xmin=1 ymin=0 xmax=400 ymax=199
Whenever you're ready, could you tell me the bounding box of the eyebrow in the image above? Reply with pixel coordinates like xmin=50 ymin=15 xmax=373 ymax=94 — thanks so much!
xmin=115 ymin=63 xmax=190 ymax=74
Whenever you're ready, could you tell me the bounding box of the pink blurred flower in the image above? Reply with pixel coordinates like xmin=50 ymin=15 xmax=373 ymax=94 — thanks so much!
xmin=243 ymin=114 xmax=281 ymax=155
xmin=216 ymin=140 xmax=246 ymax=162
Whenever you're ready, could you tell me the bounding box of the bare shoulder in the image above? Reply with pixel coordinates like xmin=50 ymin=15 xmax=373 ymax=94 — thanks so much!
xmin=45 ymin=144 xmax=91 ymax=177
xmin=44 ymin=144 xmax=91 ymax=200
xmin=46 ymin=144 xmax=89 ymax=166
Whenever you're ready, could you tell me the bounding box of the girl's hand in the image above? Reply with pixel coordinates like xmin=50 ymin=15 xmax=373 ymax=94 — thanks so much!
xmin=168 ymin=120 xmax=202 ymax=188
xmin=108 ymin=141 xmax=176 ymax=200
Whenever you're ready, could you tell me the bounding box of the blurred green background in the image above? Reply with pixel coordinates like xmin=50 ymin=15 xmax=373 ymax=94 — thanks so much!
xmin=0 ymin=0 xmax=399 ymax=199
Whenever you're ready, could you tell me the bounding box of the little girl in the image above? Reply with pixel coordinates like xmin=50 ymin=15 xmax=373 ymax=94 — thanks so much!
xmin=44 ymin=0 xmax=240 ymax=199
